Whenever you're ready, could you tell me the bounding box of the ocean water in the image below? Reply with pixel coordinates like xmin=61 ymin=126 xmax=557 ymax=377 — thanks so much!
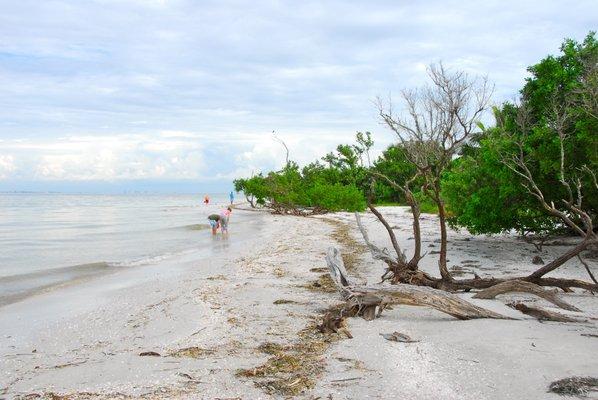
xmin=0 ymin=193 xmax=254 ymax=306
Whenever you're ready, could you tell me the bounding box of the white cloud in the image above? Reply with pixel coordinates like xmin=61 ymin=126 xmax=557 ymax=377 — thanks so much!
xmin=1 ymin=134 xmax=206 ymax=181
xmin=0 ymin=0 xmax=595 ymax=189
xmin=0 ymin=155 xmax=16 ymax=179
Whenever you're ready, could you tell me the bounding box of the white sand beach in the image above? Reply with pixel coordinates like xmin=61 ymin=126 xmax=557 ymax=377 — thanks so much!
xmin=1 ymin=207 xmax=597 ymax=399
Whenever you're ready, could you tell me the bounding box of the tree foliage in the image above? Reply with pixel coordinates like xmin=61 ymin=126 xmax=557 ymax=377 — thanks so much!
xmin=443 ymin=32 xmax=598 ymax=235
xmin=233 ymin=133 xmax=374 ymax=214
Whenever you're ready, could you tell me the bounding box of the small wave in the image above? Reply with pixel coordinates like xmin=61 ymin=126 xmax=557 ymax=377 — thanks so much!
xmin=0 ymin=261 xmax=113 ymax=284
xmin=110 ymin=249 xmax=194 ymax=267
xmin=0 ymin=261 xmax=116 ymax=307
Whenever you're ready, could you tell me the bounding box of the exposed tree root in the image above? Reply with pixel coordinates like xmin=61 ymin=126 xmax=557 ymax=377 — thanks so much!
xmin=473 ymin=280 xmax=581 ymax=312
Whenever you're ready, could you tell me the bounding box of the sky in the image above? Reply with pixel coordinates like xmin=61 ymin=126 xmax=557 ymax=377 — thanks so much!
xmin=0 ymin=0 xmax=596 ymax=193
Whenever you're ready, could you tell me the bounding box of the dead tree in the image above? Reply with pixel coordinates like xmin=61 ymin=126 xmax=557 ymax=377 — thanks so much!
xmin=325 ymin=247 xmax=512 ymax=321
xmin=272 ymin=130 xmax=290 ymax=166
xmin=377 ymin=63 xmax=493 ymax=282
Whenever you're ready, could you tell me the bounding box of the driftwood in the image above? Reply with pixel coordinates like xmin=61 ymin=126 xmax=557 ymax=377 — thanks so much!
xmin=380 ymin=332 xmax=419 ymax=343
xmin=325 ymin=247 xmax=512 ymax=321
xmin=317 ymin=312 xmax=353 ymax=338
xmin=508 ymin=303 xmax=586 ymax=323
xmin=473 ymin=280 xmax=581 ymax=312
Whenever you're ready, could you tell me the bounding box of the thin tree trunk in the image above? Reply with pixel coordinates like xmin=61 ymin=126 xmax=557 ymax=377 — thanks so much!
xmin=406 ymin=191 xmax=422 ymax=271
xmin=434 ymin=185 xmax=452 ymax=281
xmin=367 ymin=202 xmax=405 ymax=264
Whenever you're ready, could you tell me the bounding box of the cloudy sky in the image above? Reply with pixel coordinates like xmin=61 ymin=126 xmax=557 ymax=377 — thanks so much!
xmin=0 ymin=0 xmax=596 ymax=193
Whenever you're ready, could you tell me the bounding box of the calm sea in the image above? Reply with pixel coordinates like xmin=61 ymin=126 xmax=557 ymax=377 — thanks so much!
xmin=0 ymin=193 xmax=252 ymax=306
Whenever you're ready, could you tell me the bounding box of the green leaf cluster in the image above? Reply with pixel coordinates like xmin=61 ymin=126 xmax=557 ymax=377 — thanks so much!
xmin=442 ymin=32 xmax=598 ymax=235
xmin=233 ymin=139 xmax=370 ymax=213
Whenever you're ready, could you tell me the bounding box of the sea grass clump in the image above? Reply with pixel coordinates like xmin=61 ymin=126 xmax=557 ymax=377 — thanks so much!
xmin=236 ymin=319 xmax=347 ymax=396
xmin=549 ymin=377 xmax=598 ymax=396
xmin=168 ymin=346 xmax=214 ymax=358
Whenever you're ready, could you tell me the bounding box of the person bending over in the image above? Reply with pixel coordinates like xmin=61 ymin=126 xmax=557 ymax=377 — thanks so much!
xmin=220 ymin=207 xmax=232 ymax=234
xmin=207 ymin=213 xmax=220 ymax=235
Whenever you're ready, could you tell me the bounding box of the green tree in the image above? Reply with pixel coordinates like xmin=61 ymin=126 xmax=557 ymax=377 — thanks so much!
xmin=443 ymin=32 xmax=598 ymax=236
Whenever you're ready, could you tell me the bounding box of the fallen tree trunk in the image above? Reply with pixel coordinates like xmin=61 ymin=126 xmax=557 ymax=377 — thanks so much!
xmin=473 ymin=280 xmax=581 ymax=312
xmin=325 ymin=247 xmax=513 ymax=321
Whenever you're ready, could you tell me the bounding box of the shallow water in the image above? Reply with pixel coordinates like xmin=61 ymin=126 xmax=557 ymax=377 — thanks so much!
xmin=0 ymin=193 xmax=253 ymax=306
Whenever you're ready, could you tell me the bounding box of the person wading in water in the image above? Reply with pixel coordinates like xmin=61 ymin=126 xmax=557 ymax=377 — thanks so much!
xmin=207 ymin=213 xmax=220 ymax=235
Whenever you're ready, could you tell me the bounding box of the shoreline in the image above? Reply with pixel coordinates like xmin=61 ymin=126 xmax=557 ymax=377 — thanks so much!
xmin=1 ymin=207 xmax=597 ymax=399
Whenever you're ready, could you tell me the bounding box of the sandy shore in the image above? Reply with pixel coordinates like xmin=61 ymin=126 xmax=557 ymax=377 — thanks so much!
xmin=1 ymin=207 xmax=597 ymax=399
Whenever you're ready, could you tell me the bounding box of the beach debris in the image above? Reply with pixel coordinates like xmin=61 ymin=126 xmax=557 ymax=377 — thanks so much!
xmin=52 ymin=359 xmax=88 ymax=369
xmin=238 ymin=314 xmax=349 ymax=396
xmin=317 ymin=312 xmax=352 ymax=338
xmin=169 ymin=346 xmax=215 ymax=358
xmin=473 ymin=280 xmax=581 ymax=312
xmin=273 ymin=299 xmax=300 ymax=305
xmin=301 ymin=274 xmax=337 ymax=293
xmin=176 ymin=372 xmax=202 ymax=383
xmin=581 ymin=333 xmax=598 ymax=338
xmin=139 ymin=351 xmax=161 ymax=357
xmin=258 ymin=342 xmax=287 ymax=355
xmin=330 ymin=377 xmax=362 ymax=383
xmin=190 ymin=327 xmax=207 ymax=336
xmin=532 ymin=256 xmax=545 ymax=265
xmin=380 ymin=332 xmax=419 ymax=343
xmin=206 ymin=274 xmax=227 ymax=281
xmin=508 ymin=303 xmax=586 ymax=323
xmin=548 ymin=376 xmax=598 ymax=396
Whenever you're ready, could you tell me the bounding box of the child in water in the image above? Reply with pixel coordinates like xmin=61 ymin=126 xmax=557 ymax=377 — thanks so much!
xmin=207 ymin=213 xmax=220 ymax=235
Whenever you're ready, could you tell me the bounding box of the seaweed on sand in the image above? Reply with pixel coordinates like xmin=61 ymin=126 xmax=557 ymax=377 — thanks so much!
xmin=549 ymin=377 xmax=598 ymax=396
xmin=322 ymin=218 xmax=367 ymax=272
xmin=300 ymin=273 xmax=337 ymax=293
xmin=168 ymin=346 xmax=215 ymax=358
xmin=236 ymin=319 xmax=347 ymax=396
